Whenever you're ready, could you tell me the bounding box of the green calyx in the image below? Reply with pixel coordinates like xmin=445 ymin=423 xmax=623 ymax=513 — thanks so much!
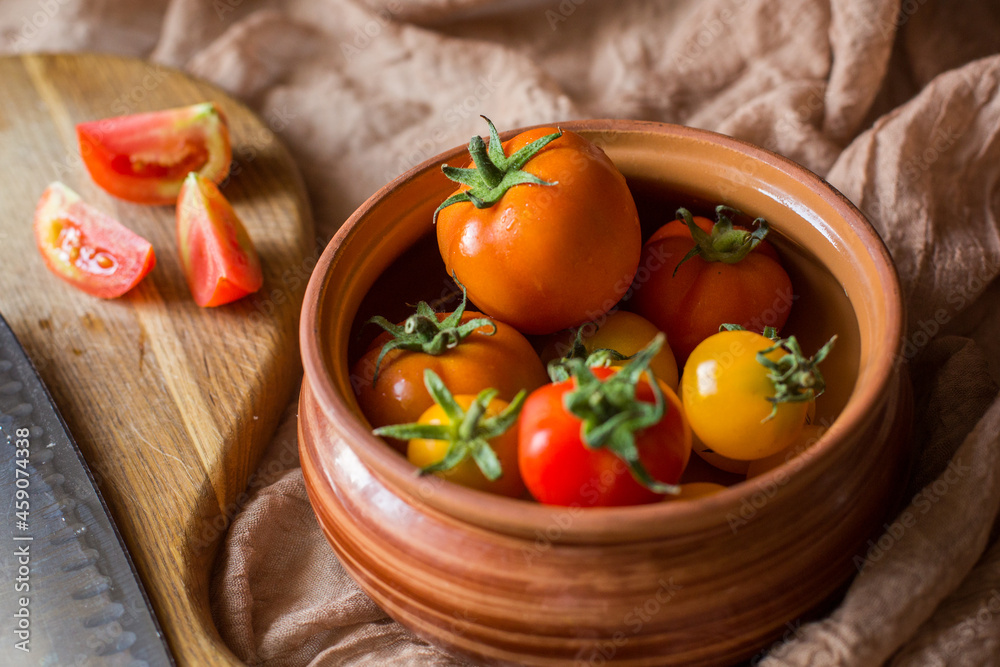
xmin=547 ymin=323 xmax=630 ymax=382
xmin=758 ymin=334 xmax=837 ymax=421
xmin=373 ymin=369 xmax=525 ymax=481
xmin=673 ymin=205 xmax=770 ymax=276
xmin=561 ymin=333 xmax=680 ymax=495
xmin=433 ymin=116 xmax=562 ymax=222
xmin=366 ymin=283 xmax=495 ymax=385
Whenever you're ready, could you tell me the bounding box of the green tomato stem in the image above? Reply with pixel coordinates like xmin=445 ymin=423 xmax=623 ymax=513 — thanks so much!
xmin=366 ymin=281 xmax=496 ymax=385
xmin=673 ymin=206 xmax=770 ymax=276
xmin=758 ymin=334 xmax=837 ymax=421
xmin=434 ymin=116 xmax=562 ymax=221
xmin=721 ymin=324 xmax=835 ymax=422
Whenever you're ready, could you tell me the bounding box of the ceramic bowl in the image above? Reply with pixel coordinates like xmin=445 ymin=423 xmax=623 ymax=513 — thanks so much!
xmin=298 ymin=120 xmax=909 ymax=666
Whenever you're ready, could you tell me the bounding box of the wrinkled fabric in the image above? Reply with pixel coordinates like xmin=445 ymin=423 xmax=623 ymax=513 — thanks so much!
xmin=4 ymin=0 xmax=1000 ymax=664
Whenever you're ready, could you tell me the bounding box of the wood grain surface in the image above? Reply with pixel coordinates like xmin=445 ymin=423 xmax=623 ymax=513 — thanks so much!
xmin=0 ymin=54 xmax=314 ymax=664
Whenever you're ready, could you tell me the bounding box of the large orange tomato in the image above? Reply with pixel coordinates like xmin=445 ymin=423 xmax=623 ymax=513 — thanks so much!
xmin=630 ymin=207 xmax=793 ymax=363
xmin=435 ymin=118 xmax=641 ymax=335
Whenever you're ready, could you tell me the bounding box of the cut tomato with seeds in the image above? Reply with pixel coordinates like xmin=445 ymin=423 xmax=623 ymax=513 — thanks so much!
xmin=33 ymin=182 xmax=155 ymax=299
xmin=77 ymin=102 xmax=231 ymax=205
xmin=176 ymin=172 xmax=263 ymax=307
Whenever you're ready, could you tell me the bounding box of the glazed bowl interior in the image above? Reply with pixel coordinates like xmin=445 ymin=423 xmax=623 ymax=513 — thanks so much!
xmin=303 ymin=120 xmax=902 ymax=543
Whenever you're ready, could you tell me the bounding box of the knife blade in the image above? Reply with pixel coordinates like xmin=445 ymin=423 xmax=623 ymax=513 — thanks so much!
xmin=0 ymin=313 xmax=174 ymax=666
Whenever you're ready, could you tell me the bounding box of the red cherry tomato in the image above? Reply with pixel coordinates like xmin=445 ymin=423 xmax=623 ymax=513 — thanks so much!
xmin=77 ymin=102 xmax=231 ymax=205
xmin=33 ymin=182 xmax=155 ymax=299
xmin=518 ymin=364 xmax=691 ymax=507
xmin=176 ymin=172 xmax=263 ymax=307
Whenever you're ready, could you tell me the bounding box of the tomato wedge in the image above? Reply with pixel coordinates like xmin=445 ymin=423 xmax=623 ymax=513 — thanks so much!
xmin=33 ymin=182 xmax=156 ymax=299
xmin=176 ymin=172 xmax=263 ymax=307
xmin=77 ymin=103 xmax=231 ymax=205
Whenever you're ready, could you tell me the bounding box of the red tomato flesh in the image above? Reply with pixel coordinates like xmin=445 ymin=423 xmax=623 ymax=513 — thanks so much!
xmin=77 ymin=103 xmax=231 ymax=205
xmin=176 ymin=172 xmax=263 ymax=307
xmin=33 ymin=182 xmax=155 ymax=299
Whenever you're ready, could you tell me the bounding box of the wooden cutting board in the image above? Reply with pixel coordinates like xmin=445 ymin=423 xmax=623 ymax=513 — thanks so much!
xmin=0 ymin=54 xmax=314 ymax=664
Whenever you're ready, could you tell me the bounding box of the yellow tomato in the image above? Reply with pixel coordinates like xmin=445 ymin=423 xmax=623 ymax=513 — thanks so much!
xmin=547 ymin=310 xmax=679 ymax=390
xmin=407 ymin=394 xmax=524 ymax=498
xmin=681 ymin=330 xmax=810 ymax=461
xmin=669 ymin=482 xmax=728 ymax=500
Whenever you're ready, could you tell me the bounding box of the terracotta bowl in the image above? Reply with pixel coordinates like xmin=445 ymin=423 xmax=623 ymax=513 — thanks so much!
xmin=298 ymin=120 xmax=910 ymax=666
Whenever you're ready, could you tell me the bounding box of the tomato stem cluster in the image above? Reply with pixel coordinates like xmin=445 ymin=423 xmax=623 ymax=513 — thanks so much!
xmin=758 ymin=335 xmax=837 ymax=420
xmin=434 ymin=116 xmax=562 ymax=221
xmin=673 ymin=206 xmax=769 ymax=276
xmin=373 ymin=369 xmax=525 ymax=481
xmin=366 ymin=284 xmax=496 ymax=385
xmin=562 ymin=334 xmax=680 ymax=495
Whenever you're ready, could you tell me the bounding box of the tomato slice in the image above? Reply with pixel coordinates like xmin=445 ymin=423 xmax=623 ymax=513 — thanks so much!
xmin=33 ymin=182 xmax=156 ymax=299
xmin=77 ymin=103 xmax=231 ymax=205
xmin=177 ymin=172 xmax=263 ymax=307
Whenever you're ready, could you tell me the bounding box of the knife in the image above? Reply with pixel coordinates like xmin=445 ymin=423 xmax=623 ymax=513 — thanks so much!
xmin=0 ymin=313 xmax=174 ymax=666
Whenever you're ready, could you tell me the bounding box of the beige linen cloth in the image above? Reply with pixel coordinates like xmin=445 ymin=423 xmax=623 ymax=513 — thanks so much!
xmin=4 ymin=0 xmax=1000 ymax=663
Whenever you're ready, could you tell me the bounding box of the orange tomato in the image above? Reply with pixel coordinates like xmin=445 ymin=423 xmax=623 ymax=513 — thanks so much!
xmin=436 ymin=120 xmax=641 ymax=335
xmin=351 ymin=311 xmax=548 ymax=442
xmin=631 ymin=208 xmax=793 ymax=363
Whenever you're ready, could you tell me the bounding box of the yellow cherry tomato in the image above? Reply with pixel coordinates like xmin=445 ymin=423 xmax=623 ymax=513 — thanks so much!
xmin=546 ymin=310 xmax=679 ymax=390
xmin=407 ymin=394 xmax=524 ymax=498
xmin=681 ymin=330 xmax=811 ymax=461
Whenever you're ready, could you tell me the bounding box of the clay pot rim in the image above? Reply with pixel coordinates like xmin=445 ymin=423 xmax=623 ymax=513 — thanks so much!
xmin=300 ymin=119 xmax=904 ymax=540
